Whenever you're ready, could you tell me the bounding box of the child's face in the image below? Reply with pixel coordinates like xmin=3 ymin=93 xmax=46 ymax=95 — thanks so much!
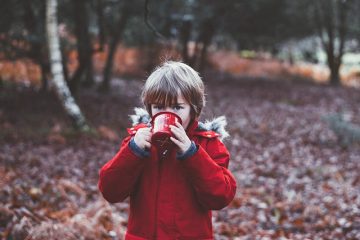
xmin=151 ymin=94 xmax=192 ymax=129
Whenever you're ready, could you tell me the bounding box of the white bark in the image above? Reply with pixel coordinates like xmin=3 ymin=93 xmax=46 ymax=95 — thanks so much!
xmin=46 ymin=0 xmax=89 ymax=131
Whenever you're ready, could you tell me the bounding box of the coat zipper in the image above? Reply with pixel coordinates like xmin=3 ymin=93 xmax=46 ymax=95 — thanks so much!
xmin=154 ymin=150 xmax=167 ymax=239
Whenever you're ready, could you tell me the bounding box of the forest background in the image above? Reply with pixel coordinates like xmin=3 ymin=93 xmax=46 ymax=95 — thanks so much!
xmin=1 ymin=0 xmax=360 ymax=239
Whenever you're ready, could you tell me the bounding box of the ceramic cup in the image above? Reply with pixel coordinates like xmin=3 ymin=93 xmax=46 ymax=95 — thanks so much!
xmin=151 ymin=112 xmax=182 ymax=151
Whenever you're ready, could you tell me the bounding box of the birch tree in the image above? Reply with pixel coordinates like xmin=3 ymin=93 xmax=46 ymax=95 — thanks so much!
xmin=46 ymin=0 xmax=89 ymax=131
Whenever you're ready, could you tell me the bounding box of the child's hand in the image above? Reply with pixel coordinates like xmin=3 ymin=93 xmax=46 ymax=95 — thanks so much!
xmin=170 ymin=122 xmax=191 ymax=154
xmin=134 ymin=127 xmax=152 ymax=150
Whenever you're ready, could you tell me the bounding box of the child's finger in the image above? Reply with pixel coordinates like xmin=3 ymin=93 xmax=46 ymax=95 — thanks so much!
xmin=170 ymin=125 xmax=179 ymax=134
xmin=174 ymin=123 xmax=187 ymax=136
xmin=170 ymin=136 xmax=182 ymax=147
xmin=170 ymin=123 xmax=182 ymax=131
xmin=144 ymin=135 xmax=151 ymax=142
xmin=139 ymin=131 xmax=152 ymax=139
xmin=144 ymin=141 xmax=151 ymax=149
xmin=170 ymin=127 xmax=184 ymax=141
xmin=175 ymin=121 xmax=183 ymax=129
xmin=170 ymin=124 xmax=185 ymax=134
xmin=139 ymin=128 xmax=151 ymax=134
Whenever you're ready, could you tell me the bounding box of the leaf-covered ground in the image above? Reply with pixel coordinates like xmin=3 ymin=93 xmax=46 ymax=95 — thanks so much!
xmin=1 ymin=75 xmax=359 ymax=239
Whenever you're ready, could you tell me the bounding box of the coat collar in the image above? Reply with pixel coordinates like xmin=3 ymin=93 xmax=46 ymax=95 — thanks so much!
xmin=186 ymin=119 xmax=199 ymax=136
xmin=129 ymin=107 xmax=229 ymax=141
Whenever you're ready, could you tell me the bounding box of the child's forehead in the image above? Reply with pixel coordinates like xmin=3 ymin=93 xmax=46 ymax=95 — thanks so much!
xmin=151 ymin=94 xmax=187 ymax=105
xmin=151 ymin=99 xmax=179 ymax=105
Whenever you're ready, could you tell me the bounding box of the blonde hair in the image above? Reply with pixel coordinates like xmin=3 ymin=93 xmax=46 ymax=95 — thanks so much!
xmin=141 ymin=61 xmax=205 ymax=119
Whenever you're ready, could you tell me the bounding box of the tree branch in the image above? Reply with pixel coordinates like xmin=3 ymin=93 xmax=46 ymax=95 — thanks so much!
xmin=314 ymin=0 xmax=327 ymax=50
xmin=337 ymin=0 xmax=348 ymax=60
xmin=144 ymin=0 xmax=166 ymax=40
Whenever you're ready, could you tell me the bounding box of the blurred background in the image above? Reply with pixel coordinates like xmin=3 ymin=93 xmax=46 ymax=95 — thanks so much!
xmin=0 ymin=0 xmax=359 ymax=239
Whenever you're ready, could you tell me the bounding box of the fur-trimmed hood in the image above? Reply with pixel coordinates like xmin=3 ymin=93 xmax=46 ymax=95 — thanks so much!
xmin=129 ymin=107 xmax=229 ymax=141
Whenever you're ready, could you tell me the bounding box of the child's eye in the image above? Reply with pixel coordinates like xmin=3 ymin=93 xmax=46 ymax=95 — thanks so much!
xmin=153 ymin=105 xmax=164 ymax=110
xmin=173 ymin=105 xmax=183 ymax=110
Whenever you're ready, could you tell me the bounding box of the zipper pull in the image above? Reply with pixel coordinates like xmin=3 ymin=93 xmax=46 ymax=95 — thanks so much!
xmin=162 ymin=149 xmax=168 ymax=156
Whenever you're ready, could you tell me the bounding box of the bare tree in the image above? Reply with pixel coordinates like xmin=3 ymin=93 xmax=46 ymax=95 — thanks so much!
xmin=46 ymin=0 xmax=89 ymax=131
xmin=99 ymin=1 xmax=131 ymax=92
xmin=315 ymin=0 xmax=351 ymax=85
xmin=69 ymin=0 xmax=94 ymax=94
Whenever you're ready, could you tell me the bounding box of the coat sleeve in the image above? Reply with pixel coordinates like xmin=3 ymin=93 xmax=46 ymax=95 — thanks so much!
xmin=98 ymin=136 xmax=146 ymax=203
xmin=181 ymin=137 xmax=237 ymax=210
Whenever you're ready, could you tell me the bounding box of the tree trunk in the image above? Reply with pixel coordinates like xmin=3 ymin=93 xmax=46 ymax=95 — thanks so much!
xmin=315 ymin=0 xmax=349 ymax=86
xmin=179 ymin=19 xmax=192 ymax=65
xmin=197 ymin=19 xmax=215 ymax=73
xmin=330 ymin=69 xmax=340 ymax=85
xmin=46 ymin=0 xmax=89 ymax=131
xmin=40 ymin=63 xmax=49 ymax=92
xmin=325 ymin=52 xmax=341 ymax=86
xmin=96 ymin=0 xmax=106 ymax=51
xmin=23 ymin=0 xmax=50 ymax=91
xmin=61 ymin=47 xmax=70 ymax=83
xmin=100 ymin=3 xmax=130 ymax=92
xmin=70 ymin=0 xmax=94 ymax=94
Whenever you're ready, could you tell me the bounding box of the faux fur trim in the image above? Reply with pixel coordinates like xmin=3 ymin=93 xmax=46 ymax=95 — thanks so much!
xmin=129 ymin=108 xmax=229 ymax=141
xmin=130 ymin=107 xmax=151 ymax=127
xmin=197 ymin=116 xmax=230 ymax=140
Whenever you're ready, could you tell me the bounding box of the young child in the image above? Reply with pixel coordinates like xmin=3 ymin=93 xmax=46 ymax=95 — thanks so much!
xmin=98 ymin=61 xmax=237 ymax=240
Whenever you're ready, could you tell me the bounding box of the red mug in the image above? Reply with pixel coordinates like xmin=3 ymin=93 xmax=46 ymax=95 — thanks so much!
xmin=151 ymin=112 xmax=182 ymax=152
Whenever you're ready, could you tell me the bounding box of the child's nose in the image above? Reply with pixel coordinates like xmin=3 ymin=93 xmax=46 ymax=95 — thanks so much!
xmin=165 ymin=107 xmax=174 ymax=113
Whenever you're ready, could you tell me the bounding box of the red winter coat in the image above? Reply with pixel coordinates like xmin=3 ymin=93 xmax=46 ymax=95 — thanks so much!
xmin=98 ymin=120 xmax=237 ymax=240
